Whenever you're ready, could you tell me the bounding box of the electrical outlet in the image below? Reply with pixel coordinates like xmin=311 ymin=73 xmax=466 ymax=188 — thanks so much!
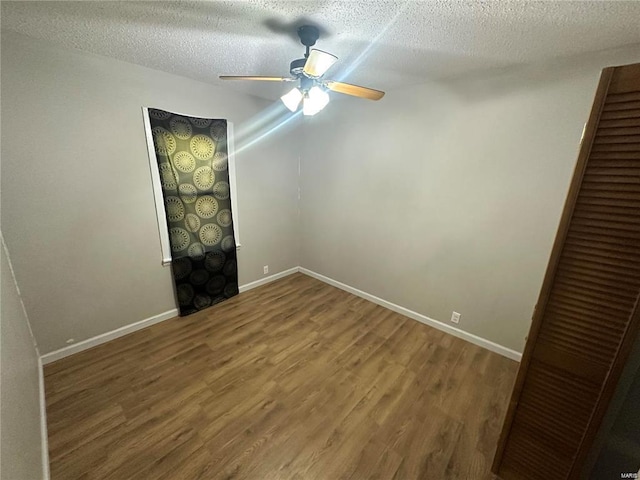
xmin=451 ymin=312 xmax=461 ymax=324
xmin=263 ymin=265 xmax=269 ymax=275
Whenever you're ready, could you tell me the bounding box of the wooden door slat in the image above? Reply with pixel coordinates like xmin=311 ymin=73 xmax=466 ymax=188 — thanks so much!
xmin=602 ymin=100 xmax=640 ymax=111
xmin=556 ymin=264 xmax=640 ymax=294
xmin=582 ymin=174 xmax=640 ymax=184
xmin=562 ymin=242 xmax=640 ymax=269
xmin=556 ymin=263 xmax=640 ymax=291
xmin=590 ymin=143 xmax=640 ymax=152
xmin=555 ymin=276 xmax=635 ymax=304
xmin=595 ymin=127 xmax=640 ymax=136
xmin=599 ymin=108 xmax=640 ymax=120
xmin=606 ymin=91 xmax=640 ymax=103
xmin=584 ymin=168 xmax=640 ymax=176
xmin=567 ymin=225 xmax=640 ymax=249
xmin=537 ymin=331 xmax=618 ymax=365
xmin=546 ymin=309 xmax=627 ymax=338
xmin=562 ymin=245 xmax=640 ymax=269
xmin=589 ymin=153 xmax=640 ymax=162
xmin=599 ymin=118 xmax=640 ymax=129
xmin=546 ymin=303 xmax=628 ymax=331
xmin=593 ymin=135 xmax=640 ymax=144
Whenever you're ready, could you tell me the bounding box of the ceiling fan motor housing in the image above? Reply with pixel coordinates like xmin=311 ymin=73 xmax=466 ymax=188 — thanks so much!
xmin=291 ymin=25 xmax=321 ymax=82
xmin=297 ymin=25 xmax=319 ymax=47
xmin=289 ymin=58 xmax=306 ymax=76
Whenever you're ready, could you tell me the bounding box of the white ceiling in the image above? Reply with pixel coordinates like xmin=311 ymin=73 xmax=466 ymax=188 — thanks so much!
xmin=2 ymin=1 xmax=640 ymax=100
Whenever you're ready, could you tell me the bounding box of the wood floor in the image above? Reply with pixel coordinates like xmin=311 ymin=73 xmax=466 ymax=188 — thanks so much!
xmin=45 ymin=273 xmax=518 ymax=480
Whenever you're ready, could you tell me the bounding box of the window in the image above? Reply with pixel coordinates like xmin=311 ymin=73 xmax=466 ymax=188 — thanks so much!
xmin=142 ymin=107 xmax=240 ymax=266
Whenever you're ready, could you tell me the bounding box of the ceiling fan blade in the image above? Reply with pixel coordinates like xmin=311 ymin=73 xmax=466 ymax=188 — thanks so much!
xmin=325 ymin=81 xmax=385 ymax=100
xmin=219 ymin=75 xmax=296 ymax=82
xmin=303 ymin=49 xmax=338 ymax=78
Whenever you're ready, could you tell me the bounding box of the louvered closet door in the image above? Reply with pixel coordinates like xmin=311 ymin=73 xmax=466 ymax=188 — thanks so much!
xmin=493 ymin=63 xmax=640 ymax=480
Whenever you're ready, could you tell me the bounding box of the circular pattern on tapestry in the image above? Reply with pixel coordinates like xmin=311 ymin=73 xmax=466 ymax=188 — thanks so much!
xmin=189 ymin=270 xmax=209 ymax=286
xmin=195 ymin=196 xmax=218 ymax=219
xmin=187 ymin=242 xmax=206 ymax=261
xmin=173 ymin=151 xmax=196 ymax=173
xmin=212 ymin=152 xmax=228 ymax=171
xmin=190 ymin=117 xmax=212 ymax=128
xmin=159 ymin=163 xmax=177 ymax=190
xmin=210 ymin=122 xmax=226 ymax=141
xmin=190 ymin=134 xmax=215 ymax=160
xmin=178 ymin=183 xmax=198 ymax=204
xmin=199 ymin=224 xmax=222 ymax=246
xmin=194 ymin=294 xmax=213 ymax=309
xmin=172 ymin=257 xmax=192 ymax=280
xmin=149 ymin=109 xmax=171 ymax=120
xmin=165 ymin=196 xmax=185 ymax=222
xmin=213 ymin=181 xmax=230 ymax=200
xmin=152 ymin=127 xmax=176 ymax=156
xmin=206 ymin=275 xmax=226 ymax=295
xmin=216 ymin=209 xmax=233 ymax=228
xmin=223 ymin=259 xmax=237 ymax=277
xmin=224 ymin=283 xmax=239 ymax=297
xmin=193 ymin=166 xmax=215 ymax=191
xmin=177 ymin=284 xmax=194 ymax=306
xmin=204 ymin=251 xmax=226 ymax=272
xmin=169 ymin=116 xmax=193 ymax=140
xmin=184 ymin=213 xmax=201 ymax=233
xmin=170 ymin=227 xmax=190 ymax=252
xmin=221 ymin=235 xmax=235 ymax=252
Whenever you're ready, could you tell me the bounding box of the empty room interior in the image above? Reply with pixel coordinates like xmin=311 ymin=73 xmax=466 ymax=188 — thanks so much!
xmin=2 ymin=1 xmax=640 ymax=479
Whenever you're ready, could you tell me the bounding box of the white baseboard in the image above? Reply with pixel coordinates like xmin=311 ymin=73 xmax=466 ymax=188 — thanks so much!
xmin=238 ymin=267 xmax=299 ymax=293
xmin=41 ymin=308 xmax=179 ymax=365
xmin=37 ymin=356 xmax=51 ymax=480
xmin=40 ymin=265 xmax=520 ymax=365
xmin=299 ymin=267 xmax=522 ymax=362
xmin=41 ymin=267 xmax=300 ymax=364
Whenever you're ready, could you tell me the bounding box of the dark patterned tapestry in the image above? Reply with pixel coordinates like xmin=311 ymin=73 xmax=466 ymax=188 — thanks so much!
xmin=147 ymin=108 xmax=238 ymax=316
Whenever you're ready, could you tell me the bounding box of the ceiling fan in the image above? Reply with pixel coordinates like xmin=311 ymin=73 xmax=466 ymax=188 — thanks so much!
xmin=219 ymin=25 xmax=385 ymax=116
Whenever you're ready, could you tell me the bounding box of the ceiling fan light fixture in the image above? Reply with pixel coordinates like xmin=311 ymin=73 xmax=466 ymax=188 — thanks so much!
xmin=281 ymin=87 xmax=303 ymax=112
xmin=303 ymin=86 xmax=330 ymax=116
xmin=224 ymin=26 xmax=384 ymax=111
xmin=303 ymin=49 xmax=338 ymax=78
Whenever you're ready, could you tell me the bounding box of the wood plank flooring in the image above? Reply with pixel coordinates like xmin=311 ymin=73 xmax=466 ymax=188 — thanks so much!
xmin=44 ymin=273 xmax=518 ymax=480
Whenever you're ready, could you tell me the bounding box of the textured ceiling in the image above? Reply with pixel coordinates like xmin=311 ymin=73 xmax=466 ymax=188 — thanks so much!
xmin=2 ymin=1 xmax=640 ymax=100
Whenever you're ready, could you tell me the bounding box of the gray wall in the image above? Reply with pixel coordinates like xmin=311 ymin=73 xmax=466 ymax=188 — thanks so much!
xmin=1 ymin=32 xmax=300 ymax=354
xmin=300 ymin=48 xmax=640 ymax=353
xmin=2 ymin=30 xmax=638 ymax=358
xmin=1 ymin=236 xmax=46 ymax=480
